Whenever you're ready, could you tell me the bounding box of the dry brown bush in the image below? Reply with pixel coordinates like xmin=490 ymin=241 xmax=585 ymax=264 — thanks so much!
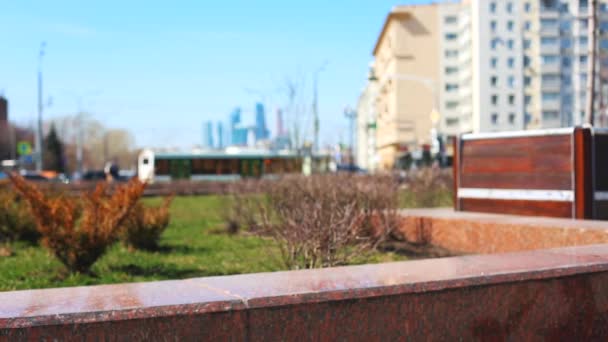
xmin=0 ymin=189 xmax=38 ymax=244
xmin=231 ymin=174 xmax=399 ymax=269
xmin=121 ymin=196 xmax=173 ymax=250
xmin=8 ymin=173 xmax=145 ymax=273
xmin=401 ymin=168 xmax=453 ymax=208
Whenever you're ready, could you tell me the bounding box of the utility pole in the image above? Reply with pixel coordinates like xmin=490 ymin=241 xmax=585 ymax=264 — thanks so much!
xmin=36 ymin=42 xmax=46 ymax=171
xmin=313 ymin=62 xmax=327 ymax=154
xmin=586 ymin=0 xmax=598 ymax=126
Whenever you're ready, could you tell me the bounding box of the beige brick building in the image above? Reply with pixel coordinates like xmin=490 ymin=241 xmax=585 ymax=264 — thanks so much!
xmin=371 ymin=5 xmax=441 ymax=170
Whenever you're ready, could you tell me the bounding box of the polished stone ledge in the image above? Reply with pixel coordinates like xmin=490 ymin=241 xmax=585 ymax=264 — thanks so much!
xmin=2 ymin=243 xmax=608 ymax=330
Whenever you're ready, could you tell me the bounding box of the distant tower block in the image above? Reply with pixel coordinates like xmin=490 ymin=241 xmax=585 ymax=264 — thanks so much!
xmin=276 ymin=108 xmax=284 ymax=137
xmin=0 ymin=95 xmax=7 ymax=123
xmin=202 ymin=121 xmax=214 ymax=148
xmin=217 ymin=121 xmax=225 ymax=149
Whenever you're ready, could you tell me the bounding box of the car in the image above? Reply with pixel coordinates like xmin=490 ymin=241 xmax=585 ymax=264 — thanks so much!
xmin=82 ymin=170 xmax=107 ymax=181
xmin=336 ymin=164 xmax=367 ymax=174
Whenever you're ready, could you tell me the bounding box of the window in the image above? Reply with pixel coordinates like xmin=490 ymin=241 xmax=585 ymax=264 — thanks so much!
xmin=491 ymin=38 xmax=500 ymax=49
xmin=508 ymin=57 xmax=515 ymax=68
xmin=561 ymin=38 xmax=572 ymax=49
xmin=508 ymin=76 xmax=515 ymax=88
xmin=445 ymin=33 xmax=458 ymax=41
xmin=490 ymin=2 xmax=496 ymax=13
xmin=509 ymin=113 xmax=516 ymax=124
xmin=562 ymin=75 xmax=572 ymax=86
xmin=542 ymin=93 xmax=559 ymax=101
xmin=445 ymin=66 xmax=458 ymax=74
xmin=541 ymin=37 xmax=558 ymax=46
xmin=491 ymin=95 xmax=498 ymax=105
xmin=506 ymin=2 xmax=513 ymax=13
xmin=542 ymin=55 xmax=559 ymax=64
xmin=541 ymin=19 xmax=558 ymax=30
xmin=581 ymin=73 xmax=588 ymax=83
xmin=524 ymin=21 xmax=532 ymax=31
xmin=445 ymin=84 xmax=459 ymax=92
xmin=580 ymin=36 xmax=589 ymax=45
xmin=560 ymin=21 xmax=571 ymax=32
xmin=507 ymin=40 xmax=514 ymax=49
xmin=446 ymin=118 xmax=459 ymax=126
xmin=543 ymin=111 xmax=559 ymax=120
xmin=580 ymin=19 xmax=588 ymax=29
xmin=491 ymin=113 xmax=499 ymax=124
xmin=491 ymin=57 xmax=498 ymax=68
xmin=524 ymin=2 xmax=531 ymax=12
xmin=580 ymin=55 xmax=588 ymax=64
xmin=491 ymin=76 xmax=498 ymax=86
xmin=601 ymin=40 xmax=608 ymax=50
xmin=562 ymin=95 xmax=573 ymax=105
xmin=491 ymin=21 xmax=497 ymax=32
xmin=508 ymin=95 xmax=515 ymax=105
xmin=524 ymin=39 xmax=531 ymax=49
xmin=524 ymin=76 xmax=531 ymax=86
xmin=524 ymin=55 xmax=531 ymax=67
xmin=562 ymin=57 xmax=571 ymax=67
xmin=446 ymin=101 xmax=459 ymax=109
xmin=445 ymin=16 xmax=458 ymax=24
xmin=525 ymin=95 xmax=531 ymax=105
xmin=542 ymin=74 xmax=559 ymax=82
xmin=507 ymin=21 xmax=514 ymax=31
xmin=445 ymin=50 xmax=458 ymax=58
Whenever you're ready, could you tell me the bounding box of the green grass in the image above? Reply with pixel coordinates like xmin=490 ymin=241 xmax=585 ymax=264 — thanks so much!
xmin=0 ymin=196 xmax=407 ymax=291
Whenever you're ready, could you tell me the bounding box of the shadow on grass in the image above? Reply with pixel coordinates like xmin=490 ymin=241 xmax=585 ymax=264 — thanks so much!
xmin=151 ymin=244 xmax=210 ymax=255
xmin=111 ymin=264 xmax=203 ymax=279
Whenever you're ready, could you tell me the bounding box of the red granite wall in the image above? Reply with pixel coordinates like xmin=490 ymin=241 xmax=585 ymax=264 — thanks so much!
xmin=2 ymin=244 xmax=608 ymax=340
xmin=398 ymin=209 xmax=608 ymax=254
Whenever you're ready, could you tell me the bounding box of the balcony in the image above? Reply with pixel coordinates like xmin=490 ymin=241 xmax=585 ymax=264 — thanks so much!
xmin=541 ymin=63 xmax=560 ymax=74
xmin=541 ymin=98 xmax=561 ymax=111
xmin=541 ymin=80 xmax=561 ymax=92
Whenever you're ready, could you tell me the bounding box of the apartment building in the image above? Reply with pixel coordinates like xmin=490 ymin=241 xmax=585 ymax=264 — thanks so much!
xmin=355 ymin=77 xmax=378 ymax=172
xmin=523 ymin=0 xmax=608 ymax=128
xmin=363 ymin=0 xmax=608 ymax=170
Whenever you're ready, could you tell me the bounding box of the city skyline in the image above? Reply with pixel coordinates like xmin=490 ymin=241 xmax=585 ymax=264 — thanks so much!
xmin=0 ymin=0 xmax=431 ymax=149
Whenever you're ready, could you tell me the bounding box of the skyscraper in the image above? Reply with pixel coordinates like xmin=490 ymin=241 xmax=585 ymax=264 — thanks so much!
xmin=202 ymin=121 xmax=214 ymax=148
xmin=230 ymin=107 xmax=248 ymax=146
xmin=276 ymin=108 xmax=284 ymax=137
xmin=254 ymin=103 xmax=269 ymax=141
xmin=217 ymin=121 xmax=225 ymax=149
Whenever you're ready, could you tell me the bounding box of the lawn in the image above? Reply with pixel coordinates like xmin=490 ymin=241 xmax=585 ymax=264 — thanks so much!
xmin=0 ymin=195 xmax=408 ymax=291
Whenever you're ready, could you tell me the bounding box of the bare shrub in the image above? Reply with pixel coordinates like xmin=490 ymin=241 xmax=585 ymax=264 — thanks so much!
xmin=223 ymin=179 xmax=265 ymax=234
xmin=237 ymin=174 xmax=399 ymax=269
xmin=8 ymin=173 xmax=145 ymax=273
xmin=121 ymin=196 xmax=173 ymax=250
xmin=0 ymin=189 xmax=38 ymax=244
xmin=401 ymin=168 xmax=453 ymax=208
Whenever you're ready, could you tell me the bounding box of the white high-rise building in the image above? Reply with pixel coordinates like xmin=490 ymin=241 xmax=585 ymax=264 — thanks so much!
xmin=361 ymin=0 xmax=608 ymax=169
xmin=472 ymin=0 xmax=526 ymax=132
xmin=523 ymin=0 xmax=608 ymax=129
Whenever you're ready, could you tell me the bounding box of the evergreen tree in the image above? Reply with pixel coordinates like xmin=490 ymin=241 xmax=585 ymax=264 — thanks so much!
xmin=43 ymin=124 xmax=65 ymax=173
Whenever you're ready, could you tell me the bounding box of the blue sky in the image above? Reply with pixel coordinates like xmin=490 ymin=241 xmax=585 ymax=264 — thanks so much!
xmin=0 ymin=0 xmax=432 ymax=148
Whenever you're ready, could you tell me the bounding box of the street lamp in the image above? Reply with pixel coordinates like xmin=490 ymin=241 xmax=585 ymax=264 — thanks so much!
xmin=35 ymin=42 xmax=46 ymax=171
xmin=313 ymin=61 xmax=328 ymax=154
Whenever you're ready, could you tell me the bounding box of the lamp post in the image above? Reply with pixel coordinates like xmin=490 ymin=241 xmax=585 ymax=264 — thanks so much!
xmin=313 ymin=61 xmax=328 ymax=154
xmin=35 ymin=42 xmax=46 ymax=171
